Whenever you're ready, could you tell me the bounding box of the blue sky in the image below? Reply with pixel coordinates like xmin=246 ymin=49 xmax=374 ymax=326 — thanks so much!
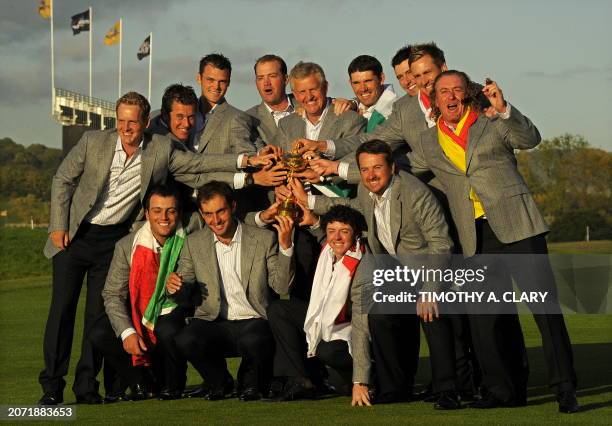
xmin=1 ymin=0 xmax=611 ymax=150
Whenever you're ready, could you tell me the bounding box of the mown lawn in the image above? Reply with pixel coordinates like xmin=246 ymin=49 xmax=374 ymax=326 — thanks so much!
xmin=0 ymin=231 xmax=610 ymax=423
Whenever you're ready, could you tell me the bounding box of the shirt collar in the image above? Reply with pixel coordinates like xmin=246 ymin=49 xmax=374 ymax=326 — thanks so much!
xmin=213 ymin=221 xmax=242 ymax=246
xmin=115 ymin=136 xmax=143 ymax=152
xmin=368 ymin=175 xmax=395 ymax=203
xmin=301 ymin=98 xmax=331 ymax=126
xmin=264 ymin=95 xmax=294 ymax=115
xmin=358 ymin=84 xmax=395 ymax=115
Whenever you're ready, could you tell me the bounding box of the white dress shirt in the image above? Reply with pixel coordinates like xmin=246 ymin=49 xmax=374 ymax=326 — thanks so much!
xmin=85 ymin=137 xmax=143 ymax=225
xmin=368 ymin=177 xmax=396 ymax=256
xmin=265 ymin=96 xmax=295 ymax=125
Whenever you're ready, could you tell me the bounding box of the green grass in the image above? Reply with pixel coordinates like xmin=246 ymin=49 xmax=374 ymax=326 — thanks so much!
xmin=0 ymin=235 xmax=610 ymax=424
xmin=0 ymin=227 xmax=50 ymax=279
xmin=548 ymin=240 xmax=612 ymax=254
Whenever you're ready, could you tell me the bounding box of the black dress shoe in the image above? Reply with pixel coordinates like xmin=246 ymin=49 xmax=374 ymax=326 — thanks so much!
xmin=434 ymin=391 xmax=461 ymax=410
xmin=127 ymin=383 xmax=153 ymax=401
xmin=239 ymin=387 xmax=262 ymax=402
xmin=558 ymin=390 xmax=579 ymax=414
xmin=204 ymin=377 xmax=234 ymax=401
xmin=159 ymin=389 xmax=183 ymax=401
xmin=277 ymin=380 xmax=316 ymax=401
xmin=468 ymin=393 xmax=514 ymax=409
xmin=75 ymin=392 xmax=103 ymax=405
xmin=103 ymin=392 xmax=127 ymax=404
xmin=183 ymin=383 xmax=207 ymax=398
xmin=266 ymin=378 xmax=285 ymax=399
xmin=413 ymin=385 xmax=434 ymax=401
xmin=38 ymin=392 xmax=63 ymax=406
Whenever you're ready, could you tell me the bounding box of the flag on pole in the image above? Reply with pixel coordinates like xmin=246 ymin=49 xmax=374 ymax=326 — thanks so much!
xmin=70 ymin=10 xmax=90 ymax=35
xmin=38 ymin=0 xmax=51 ymax=19
xmin=137 ymin=35 xmax=151 ymax=60
xmin=104 ymin=20 xmax=121 ymax=45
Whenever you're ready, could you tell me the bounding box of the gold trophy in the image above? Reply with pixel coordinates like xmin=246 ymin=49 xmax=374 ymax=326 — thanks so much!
xmin=278 ymin=149 xmax=307 ymax=220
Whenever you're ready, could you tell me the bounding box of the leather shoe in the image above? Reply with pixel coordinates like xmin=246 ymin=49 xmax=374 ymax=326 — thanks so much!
xmin=76 ymin=392 xmax=103 ymax=405
xmin=127 ymin=383 xmax=153 ymax=401
xmin=38 ymin=392 xmax=63 ymax=406
xmin=239 ymin=387 xmax=262 ymax=402
xmin=158 ymin=389 xmax=183 ymax=401
xmin=204 ymin=377 xmax=234 ymax=401
xmin=468 ymin=393 xmax=513 ymax=409
xmin=558 ymin=390 xmax=579 ymax=414
xmin=434 ymin=391 xmax=461 ymax=410
xmin=277 ymin=380 xmax=316 ymax=401
xmin=103 ymin=392 xmax=127 ymax=404
xmin=183 ymin=383 xmax=207 ymax=399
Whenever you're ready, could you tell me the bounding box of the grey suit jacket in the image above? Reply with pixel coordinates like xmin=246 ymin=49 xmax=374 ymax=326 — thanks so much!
xmin=175 ymin=223 xmax=294 ymax=320
xmin=347 ymin=247 xmax=373 ymax=384
xmin=191 ymin=99 xmax=261 ymax=187
xmin=312 ymin=172 xmax=452 ymax=291
xmin=332 ymin=94 xmax=427 ymax=159
xmin=246 ymin=95 xmax=299 ymax=145
xmin=102 ymin=233 xmax=137 ymax=337
xmin=274 ymin=105 xmax=366 ymax=151
xmin=45 ymin=129 xmax=240 ymax=258
xmin=411 ymin=106 xmax=547 ymax=257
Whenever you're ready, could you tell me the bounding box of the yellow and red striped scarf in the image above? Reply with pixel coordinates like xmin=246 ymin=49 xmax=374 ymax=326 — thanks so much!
xmin=436 ymin=107 xmax=485 ymax=219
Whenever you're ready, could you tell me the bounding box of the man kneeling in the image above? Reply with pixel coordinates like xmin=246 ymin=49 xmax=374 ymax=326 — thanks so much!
xmin=91 ymin=184 xmax=192 ymax=401
xmin=167 ymin=181 xmax=295 ymax=401
xmin=268 ymin=205 xmax=373 ymax=406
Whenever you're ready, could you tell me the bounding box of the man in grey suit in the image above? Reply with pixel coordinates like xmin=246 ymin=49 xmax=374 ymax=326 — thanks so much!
xmin=267 ymin=205 xmax=373 ymax=406
xmin=193 ymin=53 xmax=275 ymax=188
xmin=292 ymin=140 xmax=461 ymax=409
xmin=246 ymin=54 xmax=299 ymax=146
xmin=147 ymin=84 xmax=198 ymax=145
xmin=38 ymin=91 xmax=273 ymax=406
xmin=412 ymin=70 xmax=578 ymax=413
xmin=167 ymin=181 xmax=295 ymax=402
xmin=90 ymin=184 xmax=192 ymax=401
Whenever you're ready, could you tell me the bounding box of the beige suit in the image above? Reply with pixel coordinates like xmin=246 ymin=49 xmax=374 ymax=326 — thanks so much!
xmin=45 ymin=129 xmax=240 ymax=259
xmin=411 ymin=106 xmax=547 ymax=256
xmin=175 ymin=223 xmax=294 ymax=320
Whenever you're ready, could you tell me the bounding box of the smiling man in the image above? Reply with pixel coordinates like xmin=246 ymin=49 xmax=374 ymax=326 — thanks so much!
xmin=291 ymin=140 xmax=461 ymax=409
xmin=90 ymin=184 xmax=193 ymax=402
xmin=148 ymin=84 xmax=198 ymax=144
xmin=391 ymin=45 xmax=418 ymax=97
xmin=168 ymin=181 xmax=295 ymax=402
xmin=411 ymin=70 xmax=579 ymax=413
xmin=267 ymin=205 xmax=373 ymax=406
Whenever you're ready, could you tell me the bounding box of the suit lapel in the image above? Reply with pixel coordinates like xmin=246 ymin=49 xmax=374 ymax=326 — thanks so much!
xmin=389 ymin=178 xmax=402 ymax=250
xmin=198 ymin=100 xmax=227 ymax=153
xmin=422 ymin=129 xmax=463 ymax=176
xmin=239 ymin=225 xmax=255 ymax=292
xmin=465 ymin=116 xmax=487 ymax=170
xmin=96 ymin=132 xmax=118 ymax=193
xmin=258 ymin=102 xmax=278 ymax=133
xmin=359 ymin=188 xmax=383 ymax=254
xmin=204 ymin=230 xmax=223 ymax=291
xmin=318 ymin=107 xmax=339 ymax=140
xmin=139 ymin=134 xmax=157 ymax=199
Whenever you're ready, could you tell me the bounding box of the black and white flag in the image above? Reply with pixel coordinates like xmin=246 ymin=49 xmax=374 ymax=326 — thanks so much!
xmin=137 ymin=36 xmax=151 ymax=60
xmin=70 ymin=10 xmax=90 ymax=35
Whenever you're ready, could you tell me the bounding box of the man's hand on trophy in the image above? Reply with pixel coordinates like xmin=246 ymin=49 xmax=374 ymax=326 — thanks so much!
xmin=274 ymin=184 xmax=292 ymax=202
xmin=273 ymin=215 xmax=295 ymax=251
xmin=293 ymin=167 xmax=322 ymax=184
xmin=259 ymin=200 xmax=282 ymax=224
xmin=296 ymin=201 xmax=318 ymax=227
xmin=246 ymin=152 xmax=276 ymax=168
xmin=288 ymin=177 xmax=308 ymax=206
xmin=292 ymin=138 xmax=326 ymax=155
xmin=253 ymin=163 xmax=287 ymax=186
xmin=310 ymin=158 xmax=339 ymax=177
xmin=258 ymin=144 xmax=283 ymax=159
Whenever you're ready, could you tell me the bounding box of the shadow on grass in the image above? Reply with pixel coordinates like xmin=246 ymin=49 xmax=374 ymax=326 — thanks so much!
xmin=415 ymin=342 xmax=612 ymax=407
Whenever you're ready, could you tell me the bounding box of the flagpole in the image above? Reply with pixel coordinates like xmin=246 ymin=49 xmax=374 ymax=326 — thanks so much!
xmin=50 ymin=0 xmax=55 ymax=115
xmin=148 ymin=32 xmax=152 ymax=101
xmin=118 ymin=18 xmax=122 ymax=97
xmin=88 ymin=6 xmax=92 ymax=98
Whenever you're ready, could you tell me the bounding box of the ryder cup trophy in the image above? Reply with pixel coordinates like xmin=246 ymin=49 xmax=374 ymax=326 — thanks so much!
xmin=278 ymin=150 xmax=307 ymax=220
